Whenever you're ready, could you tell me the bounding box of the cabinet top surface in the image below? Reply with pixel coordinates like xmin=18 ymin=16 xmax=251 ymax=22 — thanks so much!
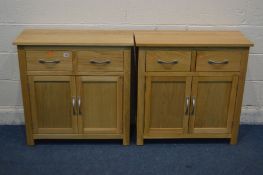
xmin=14 ymin=29 xmax=134 ymax=46
xmin=134 ymin=31 xmax=253 ymax=47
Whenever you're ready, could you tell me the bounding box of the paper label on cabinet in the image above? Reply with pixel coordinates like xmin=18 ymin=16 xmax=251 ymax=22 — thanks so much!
xmin=47 ymin=51 xmax=54 ymax=57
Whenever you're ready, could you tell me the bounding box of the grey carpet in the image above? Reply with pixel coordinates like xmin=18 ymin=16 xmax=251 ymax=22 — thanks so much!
xmin=0 ymin=125 xmax=263 ymax=175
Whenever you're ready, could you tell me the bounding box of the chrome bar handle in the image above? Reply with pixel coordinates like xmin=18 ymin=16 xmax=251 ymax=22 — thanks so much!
xmin=90 ymin=59 xmax=111 ymax=64
xmin=208 ymin=59 xmax=229 ymax=65
xmin=39 ymin=59 xmax=60 ymax=64
xmin=157 ymin=59 xmax=178 ymax=64
xmin=185 ymin=96 xmax=190 ymax=115
xmin=191 ymin=97 xmax=196 ymax=115
xmin=72 ymin=97 xmax=76 ymax=115
xmin=77 ymin=96 xmax=81 ymax=115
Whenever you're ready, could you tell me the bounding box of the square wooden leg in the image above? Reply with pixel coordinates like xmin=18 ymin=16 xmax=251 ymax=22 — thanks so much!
xmin=136 ymin=136 xmax=144 ymax=145
xmin=26 ymin=137 xmax=35 ymax=146
xmin=123 ymin=137 xmax=130 ymax=146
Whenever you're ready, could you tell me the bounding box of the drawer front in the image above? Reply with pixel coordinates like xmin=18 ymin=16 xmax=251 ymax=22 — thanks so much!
xmin=26 ymin=51 xmax=72 ymax=71
xmin=77 ymin=50 xmax=124 ymax=72
xmin=146 ymin=50 xmax=191 ymax=72
xmin=196 ymin=50 xmax=242 ymax=71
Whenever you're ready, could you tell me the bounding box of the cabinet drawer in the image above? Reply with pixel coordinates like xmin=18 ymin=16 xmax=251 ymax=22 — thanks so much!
xmin=77 ymin=50 xmax=124 ymax=72
xmin=196 ymin=51 xmax=242 ymax=71
xmin=146 ymin=50 xmax=191 ymax=72
xmin=26 ymin=51 xmax=72 ymax=71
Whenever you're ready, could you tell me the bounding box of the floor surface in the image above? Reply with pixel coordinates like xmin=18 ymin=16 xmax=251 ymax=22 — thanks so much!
xmin=0 ymin=125 xmax=263 ymax=175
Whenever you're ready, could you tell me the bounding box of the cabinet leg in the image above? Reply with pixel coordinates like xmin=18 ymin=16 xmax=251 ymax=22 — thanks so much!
xmin=136 ymin=136 xmax=144 ymax=145
xmin=123 ymin=136 xmax=130 ymax=146
xmin=26 ymin=137 xmax=35 ymax=146
xmin=230 ymin=138 xmax=237 ymax=145
xmin=230 ymin=122 xmax=240 ymax=145
xmin=230 ymin=128 xmax=239 ymax=145
xmin=25 ymin=125 xmax=35 ymax=146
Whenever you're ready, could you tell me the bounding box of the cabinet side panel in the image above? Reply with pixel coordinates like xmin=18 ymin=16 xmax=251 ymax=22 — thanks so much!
xmin=17 ymin=46 xmax=34 ymax=145
xmin=231 ymin=48 xmax=250 ymax=144
xmin=123 ymin=49 xmax=131 ymax=145
xmin=137 ymin=49 xmax=146 ymax=145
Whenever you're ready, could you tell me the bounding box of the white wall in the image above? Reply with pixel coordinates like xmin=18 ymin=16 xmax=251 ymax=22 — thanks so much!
xmin=0 ymin=0 xmax=263 ymax=124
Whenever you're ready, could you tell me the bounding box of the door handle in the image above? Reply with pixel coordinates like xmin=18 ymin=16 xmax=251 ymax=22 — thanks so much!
xmin=90 ymin=59 xmax=111 ymax=64
xmin=208 ymin=59 xmax=229 ymax=65
xmin=77 ymin=96 xmax=81 ymax=115
xmin=38 ymin=59 xmax=60 ymax=64
xmin=157 ymin=59 xmax=178 ymax=64
xmin=191 ymin=97 xmax=196 ymax=115
xmin=185 ymin=96 xmax=190 ymax=115
xmin=72 ymin=97 xmax=76 ymax=115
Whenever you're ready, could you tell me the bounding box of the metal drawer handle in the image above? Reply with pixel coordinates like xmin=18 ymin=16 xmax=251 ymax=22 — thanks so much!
xmin=157 ymin=59 xmax=178 ymax=64
xmin=39 ymin=59 xmax=60 ymax=64
xmin=77 ymin=96 xmax=81 ymax=115
xmin=191 ymin=97 xmax=196 ymax=115
xmin=185 ymin=96 xmax=190 ymax=115
xmin=90 ymin=59 xmax=111 ymax=64
xmin=72 ymin=97 xmax=76 ymax=115
xmin=208 ymin=59 xmax=229 ymax=65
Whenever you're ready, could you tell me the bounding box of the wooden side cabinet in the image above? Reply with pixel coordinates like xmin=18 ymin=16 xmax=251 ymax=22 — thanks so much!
xmin=135 ymin=31 xmax=253 ymax=145
xmin=14 ymin=29 xmax=133 ymax=145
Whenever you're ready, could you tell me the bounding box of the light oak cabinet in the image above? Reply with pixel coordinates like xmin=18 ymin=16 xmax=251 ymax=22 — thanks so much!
xmin=14 ymin=30 xmax=133 ymax=145
xmin=135 ymin=31 xmax=253 ymax=145
xmin=14 ymin=29 xmax=253 ymax=146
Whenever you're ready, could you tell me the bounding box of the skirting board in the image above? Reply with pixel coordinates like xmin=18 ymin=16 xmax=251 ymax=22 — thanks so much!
xmin=0 ymin=106 xmax=262 ymax=125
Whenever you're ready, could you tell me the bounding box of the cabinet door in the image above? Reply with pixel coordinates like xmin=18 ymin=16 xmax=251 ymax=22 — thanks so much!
xmin=77 ymin=76 xmax=123 ymax=134
xmin=189 ymin=76 xmax=238 ymax=134
xmin=29 ymin=76 xmax=77 ymax=134
xmin=144 ymin=76 xmax=192 ymax=136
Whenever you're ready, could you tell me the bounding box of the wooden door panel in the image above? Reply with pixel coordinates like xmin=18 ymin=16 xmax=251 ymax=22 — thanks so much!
xmin=29 ymin=76 xmax=77 ymax=134
xmin=190 ymin=76 xmax=238 ymax=134
xmin=144 ymin=76 xmax=192 ymax=135
xmin=77 ymin=76 xmax=123 ymax=134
